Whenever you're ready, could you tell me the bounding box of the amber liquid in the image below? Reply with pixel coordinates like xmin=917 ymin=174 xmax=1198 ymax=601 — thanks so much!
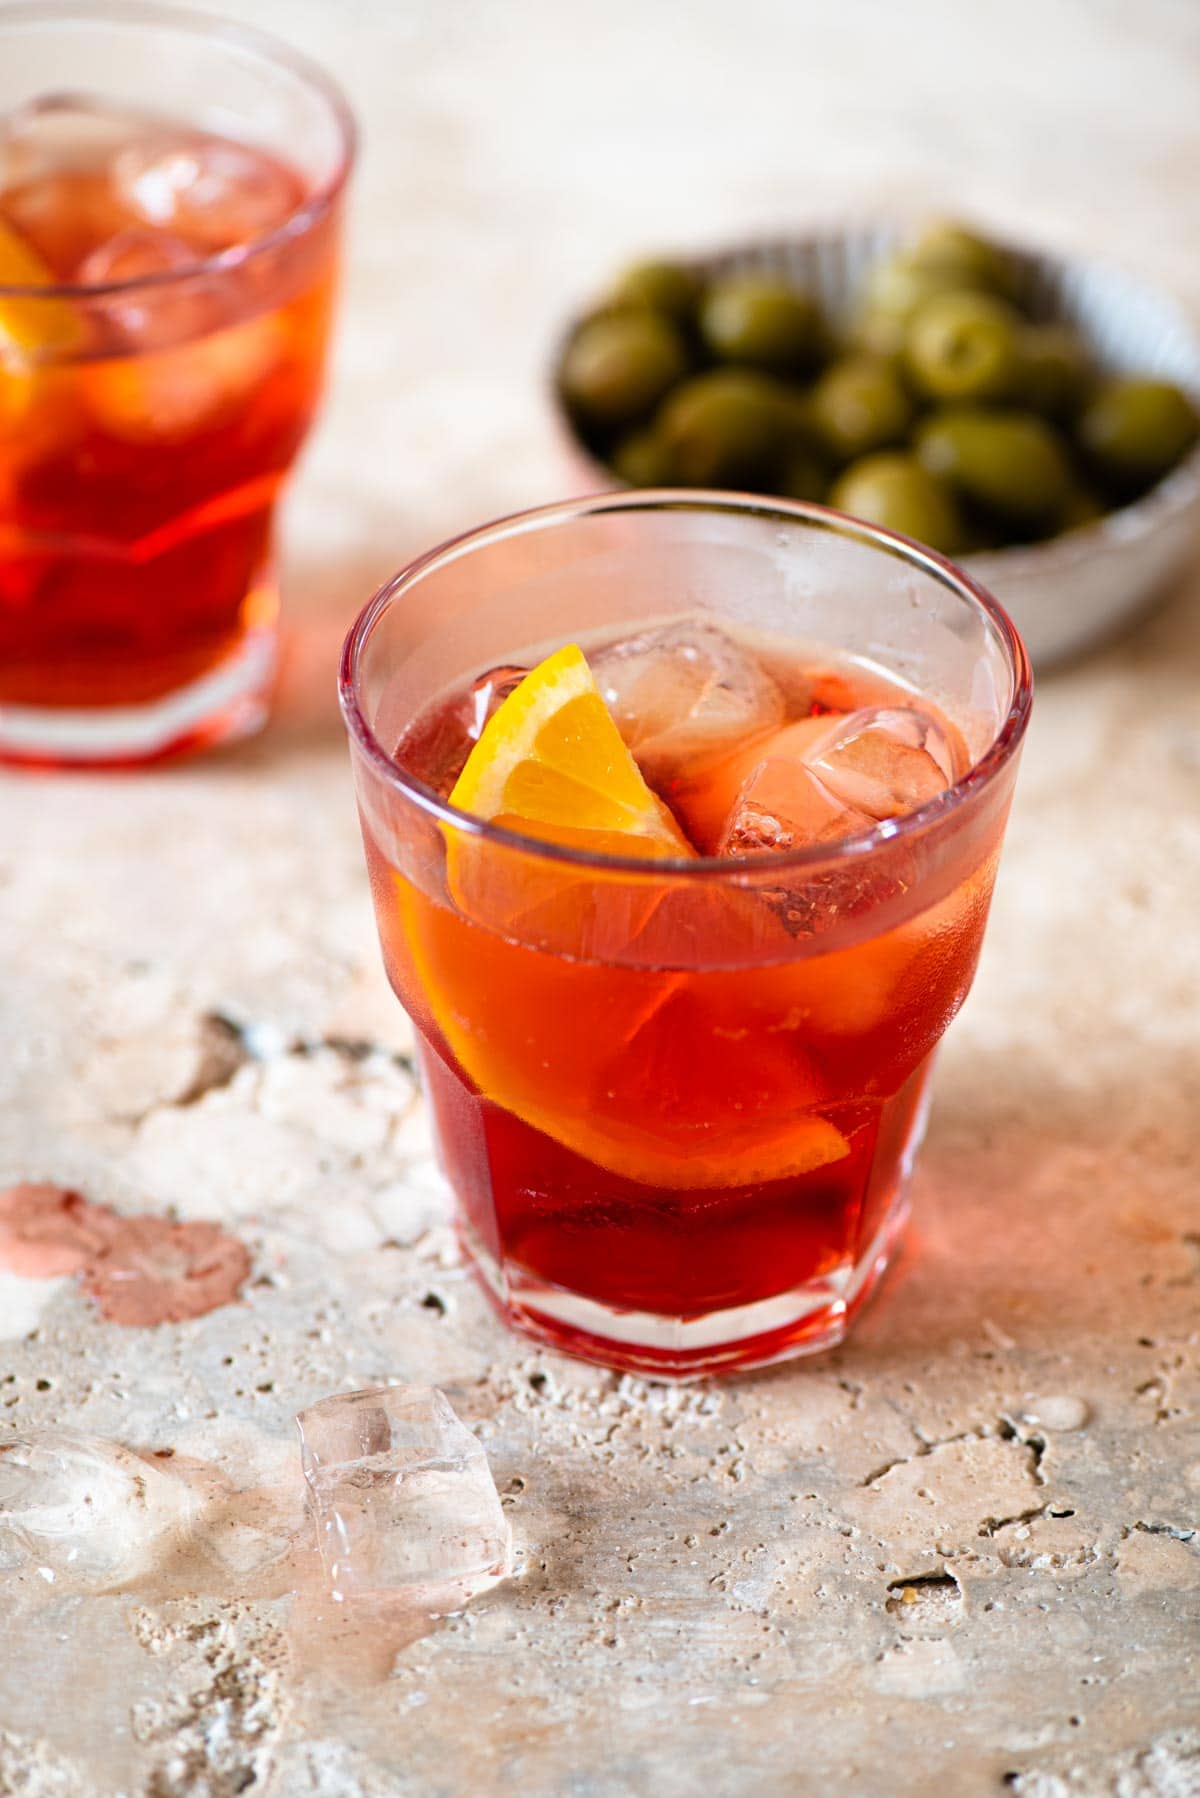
xmin=363 ymin=635 xmax=1003 ymax=1376
xmin=0 ymin=128 xmax=338 ymax=745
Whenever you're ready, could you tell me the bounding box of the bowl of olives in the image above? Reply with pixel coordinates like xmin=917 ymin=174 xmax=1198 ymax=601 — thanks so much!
xmin=553 ymin=223 xmax=1200 ymax=667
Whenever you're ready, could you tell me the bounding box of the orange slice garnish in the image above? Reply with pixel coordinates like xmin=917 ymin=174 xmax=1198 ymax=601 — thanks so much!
xmin=442 ymin=643 xmax=692 ymax=942
xmin=450 ymin=643 xmax=692 ymax=861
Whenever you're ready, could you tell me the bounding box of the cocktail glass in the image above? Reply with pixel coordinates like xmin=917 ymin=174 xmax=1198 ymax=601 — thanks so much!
xmin=0 ymin=3 xmax=356 ymax=765
xmin=340 ymin=493 xmax=1032 ymax=1378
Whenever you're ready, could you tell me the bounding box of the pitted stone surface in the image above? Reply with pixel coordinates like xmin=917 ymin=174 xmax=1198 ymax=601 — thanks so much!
xmin=2 ymin=0 xmax=1199 ymax=1792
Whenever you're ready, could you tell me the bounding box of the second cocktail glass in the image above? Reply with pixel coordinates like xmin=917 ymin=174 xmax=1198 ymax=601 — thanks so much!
xmin=0 ymin=4 xmax=356 ymax=765
xmin=341 ymin=493 xmax=1032 ymax=1378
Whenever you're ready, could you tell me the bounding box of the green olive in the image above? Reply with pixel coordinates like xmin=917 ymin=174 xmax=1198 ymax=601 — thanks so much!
xmin=916 ymin=407 xmax=1074 ymax=527
xmin=560 ymin=311 xmax=689 ymax=429
xmin=909 ymin=220 xmax=1016 ymax=297
xmin=657 ymin=369 xmax=792 ymax=486
xmin=699 ymin=274 xmax=820 ymax=373
xmin=1018 ymin=323 xmax=1091 ymax=419
xmin=610 ymin=259 xmax=703 ymax=323
xmin=904 ymin=290 xmax=1023 ymax=404
xmin=610 ymin=428 xmax=675 ymax=487
xmin=809 ymin=357 xmax=913 ymax=464
xmin=1077 ymin=378 xmax=1200 ymax=494
xmin=855 ymin=252 xmax=993 ymax=356
xmin=831 ymin=452 xmax=965 ymax=554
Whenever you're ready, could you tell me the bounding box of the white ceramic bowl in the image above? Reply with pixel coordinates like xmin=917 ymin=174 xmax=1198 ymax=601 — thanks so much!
xmin=555 ymin=228 xmax=1200 ymax=669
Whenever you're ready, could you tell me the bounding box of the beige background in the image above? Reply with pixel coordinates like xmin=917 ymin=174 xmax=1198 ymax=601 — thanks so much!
xmin=2 ymin=1 xmax=1199 ymax=1793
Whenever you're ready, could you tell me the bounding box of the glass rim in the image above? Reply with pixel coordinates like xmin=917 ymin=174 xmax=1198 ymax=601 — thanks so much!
xmin=0 ymin=0 xmax=357 ymax=302
xmin=338 ymin=489 xmax=1034 ymax=881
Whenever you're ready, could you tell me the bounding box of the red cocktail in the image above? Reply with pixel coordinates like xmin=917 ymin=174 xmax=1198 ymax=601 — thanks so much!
xmin=0 ymin=6 xmax=354 ymax=764
xmin=341 ymin=495 xmax=1031 ymax=1377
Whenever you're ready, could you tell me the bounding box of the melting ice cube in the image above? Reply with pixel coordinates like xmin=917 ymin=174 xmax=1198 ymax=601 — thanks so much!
xmin=716 ymin=717 xmax=870 ymax=856
xmin=721 ymin=759 xmax=875 ymax=857
xmin=296 ymin=1386 xmax=512 ymax=1604
xmin=0 ymin=96 xmax=158 ymax=273
xmin=76 ymin=225 xmax=197 ymax=286
xmin=406 ymin=664 xmax=530 ymax=799
xmin=77 ymin=228 xmax=212 ymax=346
xmin=463 ymin=664 xmax=528 ymax=744
xmin=0 ymin=1429 xmax=195 ymax=1587
xmin=719 ymin=705 xmax=954 ymax=856
xmin=807 ymin=706 xmax=954 ymax=822
xmin=0 ymin=92 xmax=156 ymax=185
xmin=591 ymin=619 xmax=784 ymax=790
xmin=114 ymin=131 xmax=301 ymax=253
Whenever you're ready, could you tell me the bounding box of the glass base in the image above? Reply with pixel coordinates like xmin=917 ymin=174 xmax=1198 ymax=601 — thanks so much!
xmin=0 ymin=609 xmax=277 ymax=769
xmin=460 ymin=1197 xmax=910 ymax=1381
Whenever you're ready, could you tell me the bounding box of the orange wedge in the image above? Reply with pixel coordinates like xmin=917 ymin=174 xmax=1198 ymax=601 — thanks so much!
xmin=450 ymin=643 xmax=692 ymax=861
xmin=0 ymin=216 xmax=80 ymax=360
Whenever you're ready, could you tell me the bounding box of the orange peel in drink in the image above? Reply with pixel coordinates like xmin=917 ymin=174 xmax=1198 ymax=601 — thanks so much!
xmin=0 ymin=216 xmax=81 ymax=359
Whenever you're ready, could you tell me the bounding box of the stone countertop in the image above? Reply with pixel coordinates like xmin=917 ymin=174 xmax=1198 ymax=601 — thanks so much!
xmin=2 ymin=1 xmax=1199 ymax=1793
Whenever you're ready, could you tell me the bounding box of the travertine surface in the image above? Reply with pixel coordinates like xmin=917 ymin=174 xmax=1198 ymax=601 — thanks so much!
xmin=2 ymin=1 xmax=1199 ymax=1793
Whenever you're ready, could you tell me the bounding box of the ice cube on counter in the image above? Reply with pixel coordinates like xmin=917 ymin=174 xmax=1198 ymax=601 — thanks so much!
xmin=296 ymin=1386 xmax=512 ymax=1605
xmin=0 ymin=1429 xmax=195 ymax=1588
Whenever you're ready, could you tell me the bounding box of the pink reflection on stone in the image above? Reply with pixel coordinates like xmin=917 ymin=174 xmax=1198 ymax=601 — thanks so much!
xmin=81 ymin=1216 xmax=251 ymax=1326
xmin=80 ymin=1215 xmax=253 ymax=1330
xmin=0 ymin=1183 xmax=111 ymax=1277
xmin=0 ymin=1183 xmax=250 ymax=1325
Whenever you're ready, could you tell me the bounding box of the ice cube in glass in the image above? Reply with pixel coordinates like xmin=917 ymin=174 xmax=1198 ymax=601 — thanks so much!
xmin=591 ymin=618 xmax=784 ymax=788
xmin=0 ymin=91 xmax=153 ymax=185
xmin=808 ymin=706 xmax=954 ymax=820
xmin=114 ymin=130 xmax=300 ymax=252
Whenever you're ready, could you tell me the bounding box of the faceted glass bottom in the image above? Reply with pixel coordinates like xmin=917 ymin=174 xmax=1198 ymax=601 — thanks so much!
xmin=459 ymin=1195 xmax=912 ymax=1381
